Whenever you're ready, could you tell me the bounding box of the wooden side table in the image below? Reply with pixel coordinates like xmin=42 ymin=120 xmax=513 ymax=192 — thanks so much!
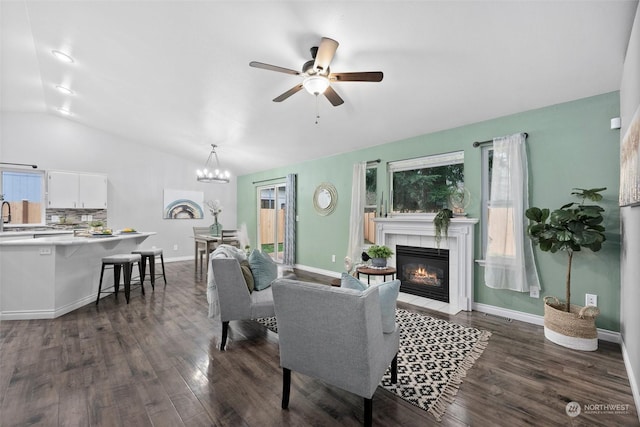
xmin=356 ymin=266 xmax=397 ymax=285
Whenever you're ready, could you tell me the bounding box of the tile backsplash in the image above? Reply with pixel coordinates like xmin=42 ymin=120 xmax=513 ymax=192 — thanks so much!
xmin=46 ymin=208 xmax=107 ymax=228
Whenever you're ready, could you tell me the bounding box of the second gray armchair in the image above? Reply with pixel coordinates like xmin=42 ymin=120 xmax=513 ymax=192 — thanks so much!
xmin=272 ymin=278 xmax=399 ymax=427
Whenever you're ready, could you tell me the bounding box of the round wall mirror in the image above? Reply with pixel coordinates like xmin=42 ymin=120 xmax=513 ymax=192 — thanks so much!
xmin=313 ymin=182 xmax=338 ymax=216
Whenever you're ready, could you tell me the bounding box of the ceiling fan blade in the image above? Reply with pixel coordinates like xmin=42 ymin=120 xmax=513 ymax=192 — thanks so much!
xmin=324 ymin=85 xmax=344 ymax=106
xmin=313 ymin=37 xmax=339 ymax=73
xmin=250 ymin=61 xmax=300 ymax=75
xmin=330 ymin=71 xmax=384 ymax=82
xmin=273 ymin=84 xmax=304 ymax=102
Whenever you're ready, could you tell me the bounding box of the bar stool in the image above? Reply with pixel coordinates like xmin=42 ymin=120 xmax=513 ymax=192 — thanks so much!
xmin=96 ymin=253 xmax=143 ymax=305
xmin=131 ymin=248 xmax=167 ymax=289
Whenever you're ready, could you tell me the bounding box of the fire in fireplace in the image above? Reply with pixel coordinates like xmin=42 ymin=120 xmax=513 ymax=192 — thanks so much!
xmin=396 ymin=245 xmax=449 ymax=302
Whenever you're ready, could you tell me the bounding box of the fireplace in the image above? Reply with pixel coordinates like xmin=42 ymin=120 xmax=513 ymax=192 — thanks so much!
xmin=373 ymin=216 xmax=478 ymax=313
xmin=396 ymin=245 xmax=449 ymax=302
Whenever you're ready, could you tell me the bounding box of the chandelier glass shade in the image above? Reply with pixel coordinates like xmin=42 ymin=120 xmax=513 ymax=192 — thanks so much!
xmin=302 ymin=75 xmax=330 ymax=95
xmin=196 ymin=144 xmax=230 ymax=183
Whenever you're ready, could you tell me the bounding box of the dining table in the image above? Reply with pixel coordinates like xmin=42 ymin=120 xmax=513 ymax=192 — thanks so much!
xmin=194 ymin=233 xmax=219 ymax=273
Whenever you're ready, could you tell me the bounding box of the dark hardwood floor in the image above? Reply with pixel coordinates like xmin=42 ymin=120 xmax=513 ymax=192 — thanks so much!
xmin=1 ymin=260 xmax=637 ymax=426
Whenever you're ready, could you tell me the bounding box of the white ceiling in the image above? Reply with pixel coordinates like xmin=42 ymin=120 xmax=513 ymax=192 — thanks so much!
xmin=1 ymin=1 xmax=637 ymax=176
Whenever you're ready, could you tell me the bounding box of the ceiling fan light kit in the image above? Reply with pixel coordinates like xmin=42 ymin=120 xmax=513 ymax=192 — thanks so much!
xmin=249 ymin=37 xmax=383 ymax=107
xmin=196 ymin=144 xmax=230 ymax=184
xmin=302 ymin=75 xmax=330 ymax=95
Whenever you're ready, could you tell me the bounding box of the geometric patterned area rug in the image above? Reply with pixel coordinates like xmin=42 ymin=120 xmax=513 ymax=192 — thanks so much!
xmin=257 ymin=308 xmax=491 ymax=421
xmin=379 ymin=309 xmax=491 ymax=421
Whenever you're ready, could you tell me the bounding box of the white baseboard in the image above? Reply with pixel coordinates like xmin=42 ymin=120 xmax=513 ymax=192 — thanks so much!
xmin=1 ymin=309 xmax=56 ymax=320
xmin=473 ymin=302 xmax=621 ymax=343
xmin=1 ymin=294 xmax=97 ymax=320
xmin=293 ymin=263 xmax=341 ymax=279
xmin=621 ymin=338 xmax=640 ymax=423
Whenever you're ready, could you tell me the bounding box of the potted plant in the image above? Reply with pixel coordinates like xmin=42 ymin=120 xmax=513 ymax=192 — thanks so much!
xmin=434 ymin=208 xmax=453 ymax=249
xmin=525 ymin=187 xmax=606 ymax=351
xmin=367 ymin=245 xmax=394 ymax=268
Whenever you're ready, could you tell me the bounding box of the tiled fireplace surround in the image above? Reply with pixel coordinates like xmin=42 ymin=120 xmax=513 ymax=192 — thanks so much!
xmin=373 ymin=216 xmax=479 ymax=315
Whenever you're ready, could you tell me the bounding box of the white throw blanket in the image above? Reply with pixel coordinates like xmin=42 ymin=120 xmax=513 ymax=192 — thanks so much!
xmin=206 ymin=245 xmax=247 ymax=318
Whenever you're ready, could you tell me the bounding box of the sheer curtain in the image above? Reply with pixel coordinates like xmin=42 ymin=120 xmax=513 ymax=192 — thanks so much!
xmin=283 ymin=173 xmax=297 ymax=267
xmin=484 ymin=133 xmax=541 ymax=292
xmin=345 ymin=162 xmax=366 ymax=271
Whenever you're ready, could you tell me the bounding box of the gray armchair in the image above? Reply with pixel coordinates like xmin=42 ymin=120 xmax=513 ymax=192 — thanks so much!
xmin=272 ymin=279 xmax=399 ymax=426
xmin=210 ymin=257 xmax=275 ymax=350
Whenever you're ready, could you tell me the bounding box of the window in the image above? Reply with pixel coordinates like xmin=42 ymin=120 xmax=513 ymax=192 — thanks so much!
xmin=481 ymin=146 xmax=515 ymax=259
xmin=363 ymin=164 xmax=377 ymax=244
xmin=1 ymin=169 xmax=46 ymax=226
xmin=389 ymin=151 xmax=464 ymax=214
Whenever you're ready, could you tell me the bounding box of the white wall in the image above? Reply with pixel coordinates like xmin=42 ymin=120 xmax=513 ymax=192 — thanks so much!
xmin=619 ymin=2 xmax=640 ymax=416
xmin=0 ymin=112 xmax=237 ymax=260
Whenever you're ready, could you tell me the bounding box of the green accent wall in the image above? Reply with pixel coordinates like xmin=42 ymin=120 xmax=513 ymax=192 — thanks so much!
xmin=238 ymin=92 xmax=621 ymax=331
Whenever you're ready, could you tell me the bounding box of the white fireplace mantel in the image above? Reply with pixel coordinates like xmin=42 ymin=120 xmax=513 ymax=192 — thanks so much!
xmin=374 ymin=216 xmax=479 ymax=313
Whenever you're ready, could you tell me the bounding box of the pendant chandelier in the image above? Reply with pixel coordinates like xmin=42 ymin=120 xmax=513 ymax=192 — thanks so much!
xmin=196 ymin=144 xmax=230 ymax=183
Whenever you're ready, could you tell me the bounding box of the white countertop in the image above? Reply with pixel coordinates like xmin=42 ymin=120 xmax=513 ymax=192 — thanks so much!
xmin=0 ymin=231 xmax=155 ymax=246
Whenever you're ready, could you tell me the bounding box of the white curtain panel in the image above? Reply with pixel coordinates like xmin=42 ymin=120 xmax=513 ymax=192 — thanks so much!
xmin=283 ymin=173 xmax=297 ymax=267
xmin=346 ymin=162 xmax=366 ymax=271
xmin=484 ymin=133 xmax=541 ymax=292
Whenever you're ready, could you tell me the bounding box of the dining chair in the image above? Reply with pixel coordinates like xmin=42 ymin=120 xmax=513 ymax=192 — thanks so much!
xmin=221 ymin=229 xmax=240 ymax=248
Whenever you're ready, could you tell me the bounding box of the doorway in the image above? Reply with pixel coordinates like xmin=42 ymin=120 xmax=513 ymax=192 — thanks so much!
xmin=257 ymin=183 xmax=286 ymax=262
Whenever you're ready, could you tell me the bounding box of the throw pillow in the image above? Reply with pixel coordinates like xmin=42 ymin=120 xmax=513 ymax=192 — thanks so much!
xmin=340 ymin=272 xmax=368 ymax=291
xmin=248 ymin=249 xmax=277 ymax=291
xmin=370 ymin=279 xmax=401 ymax=333
xmin=239 ymin=260 xmax=254 ymax=293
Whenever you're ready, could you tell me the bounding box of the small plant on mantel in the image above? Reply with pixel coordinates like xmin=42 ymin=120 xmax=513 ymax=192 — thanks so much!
xmin=433 ymin=208 xmax=453 ymax=249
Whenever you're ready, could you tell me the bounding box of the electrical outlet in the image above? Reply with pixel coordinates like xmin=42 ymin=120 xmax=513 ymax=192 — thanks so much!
xmin=81 ymin=215 xmax=88 ymax=221
xmin=173 ymin=244 xmax=178 ymax=251
xmin=585 ymin=293 xmax=598 ymax=307
xmin=331 ymin=254 xmax=336 ymax=263
xmin=530 ymin=288 xmax=539 ymax=298
xmin=39 ymin=248 xmax=52 ymax=255
xmin=87 ymin=215 xmax=93 ymax=222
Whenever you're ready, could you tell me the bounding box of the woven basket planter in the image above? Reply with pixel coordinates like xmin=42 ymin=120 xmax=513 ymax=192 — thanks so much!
xmin=543 ymin=296 xmax=600 ymax=351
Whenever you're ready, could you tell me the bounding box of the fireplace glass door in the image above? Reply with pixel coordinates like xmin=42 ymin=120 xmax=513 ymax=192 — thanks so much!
xmin=396 ymin=245 xmax=449 ymax=302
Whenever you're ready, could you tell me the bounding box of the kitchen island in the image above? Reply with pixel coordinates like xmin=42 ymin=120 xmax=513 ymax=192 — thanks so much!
xmin=0 ymin=232 xmax=155 ymax=320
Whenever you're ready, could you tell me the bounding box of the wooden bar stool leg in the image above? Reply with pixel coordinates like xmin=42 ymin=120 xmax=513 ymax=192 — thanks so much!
xmin=139 ymin=255 xmax=147 ymax=285
xmin=160 ymin=253 xmax=167 ymax=286
xmin=96 ymin=264 xmax=106 ymax=305
xmin=149 ymin=255 xmax=156 ymax=290
xmin=136 ymin=261 xmax=145 ymax=296
xmin=113 ymin=265 xmax=121 ymax=299
xmin=123 ymin=263 xmax=131 ymax=303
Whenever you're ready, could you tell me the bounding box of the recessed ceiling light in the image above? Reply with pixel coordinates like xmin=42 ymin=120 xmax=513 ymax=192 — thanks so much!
xmin=55 ymin=85 xmax=74 ymax=95
xmin=57 ymin=107 xmax=72 ymax=116
xmin=51 ymin=50 xmax=74 ymax=63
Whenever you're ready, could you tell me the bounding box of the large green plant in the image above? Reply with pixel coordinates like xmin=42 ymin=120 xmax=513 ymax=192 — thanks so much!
xmin=525 ymin=188 xmax=607 ymax=312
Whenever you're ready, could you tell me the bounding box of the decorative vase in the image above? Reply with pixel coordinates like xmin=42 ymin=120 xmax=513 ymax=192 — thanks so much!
xmin=371 ymin=257 xmax=387 ymax=268
xmin=210 ymin=216 xmax=222 ymax=236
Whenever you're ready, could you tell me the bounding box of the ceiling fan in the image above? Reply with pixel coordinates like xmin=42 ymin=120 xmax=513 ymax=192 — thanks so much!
xmin=249 ymin=37 xmax=383 ymax=106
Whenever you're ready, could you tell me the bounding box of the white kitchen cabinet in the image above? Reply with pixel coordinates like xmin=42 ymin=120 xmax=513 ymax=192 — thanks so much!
xmin=47 ymin=171 xmax=80 ymax=208
xmin=47 ymin=171 xmax=107 ymax=209
xmin=78 ymin=174 xmax=107 ymax=208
